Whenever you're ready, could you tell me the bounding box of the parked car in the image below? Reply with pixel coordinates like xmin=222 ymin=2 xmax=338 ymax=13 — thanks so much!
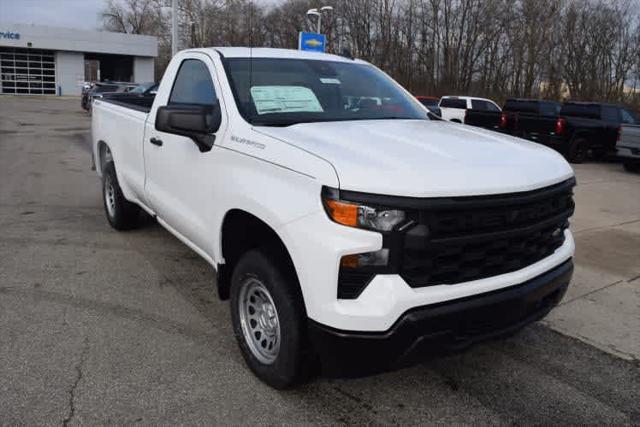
xmin=415 ymin=96 xmax=441 ymax=116
xmin=82 ymin=82 xmax=136 ymax=112
xmin=92 ymin=47 xmax=575 ymax=388
xmin=439 ymin=95 xmax=501 ymax=122
xmin=617 ymin=122 xmax=640 ymax=172
xmin=465 ymin=98 xmax=561 ymax=132
xmin=509 ymin=102 xmax=638 ymax=163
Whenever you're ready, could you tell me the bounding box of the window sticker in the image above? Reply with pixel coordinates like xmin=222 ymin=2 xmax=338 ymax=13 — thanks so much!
xmin=250 ymin=86 xmax=324 ymax=115
xmin=320 ymin=78 xmax=341 ymax=84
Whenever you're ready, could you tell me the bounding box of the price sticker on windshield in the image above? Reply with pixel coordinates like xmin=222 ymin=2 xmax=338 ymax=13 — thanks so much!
xmin=250 ymin=86 xmax=324 ymax=115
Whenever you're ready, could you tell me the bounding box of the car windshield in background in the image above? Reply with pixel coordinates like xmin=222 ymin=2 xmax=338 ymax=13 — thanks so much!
xmin=129 ymin=83 xmax=155 ymax=94
xmin=621 ymin=109 xmax=638 ymax=124
xmin=94 ymin=85 xmax=120 ymax=93
xmin=440 ymin=98 xmax=467 ymax=109
xmin=223 ymin=58 xmax=426 ymax=126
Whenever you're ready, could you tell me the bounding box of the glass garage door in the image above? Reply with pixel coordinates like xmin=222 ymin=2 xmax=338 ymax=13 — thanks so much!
xmin=0 ymin=48 xmax=56 ymax=95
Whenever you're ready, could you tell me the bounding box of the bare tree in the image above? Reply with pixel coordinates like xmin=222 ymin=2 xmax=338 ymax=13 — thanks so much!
xmin=101 ymin=0 xmax=640 ymax=110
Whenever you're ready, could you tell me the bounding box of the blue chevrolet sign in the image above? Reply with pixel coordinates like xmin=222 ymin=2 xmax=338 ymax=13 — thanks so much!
xmin=298 ymin=32 xmax=326 ymax=52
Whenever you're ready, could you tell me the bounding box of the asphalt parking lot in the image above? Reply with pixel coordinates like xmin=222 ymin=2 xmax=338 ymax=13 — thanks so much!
xmin=1 ymin=96 xmax=639 ymax=425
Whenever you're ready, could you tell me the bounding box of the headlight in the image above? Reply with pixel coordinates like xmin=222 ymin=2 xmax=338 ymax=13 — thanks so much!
xmin=322 ymin=187 xmax=406 ymax=232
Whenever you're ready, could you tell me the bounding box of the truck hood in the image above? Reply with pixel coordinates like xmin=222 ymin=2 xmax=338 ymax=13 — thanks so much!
xmin=256 ymin=120 xmax=574 ymax=197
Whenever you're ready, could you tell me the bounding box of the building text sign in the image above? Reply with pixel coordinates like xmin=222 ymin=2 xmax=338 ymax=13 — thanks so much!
xmin=0 ymin=31 xmax=21 ymax=40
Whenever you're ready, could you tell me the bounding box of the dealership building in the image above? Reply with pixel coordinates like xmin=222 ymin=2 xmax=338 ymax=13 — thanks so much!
xmin=0 ymin=23 xmax=158 ymax=96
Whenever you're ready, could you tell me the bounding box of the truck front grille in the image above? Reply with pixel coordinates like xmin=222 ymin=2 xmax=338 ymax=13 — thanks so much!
xmin=400 ymin=178 xmax=575 ymax=287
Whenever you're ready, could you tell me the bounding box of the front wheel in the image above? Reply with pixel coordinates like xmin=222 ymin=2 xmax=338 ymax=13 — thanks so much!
xmin=230 ymin=248 xmax=312 ymax=388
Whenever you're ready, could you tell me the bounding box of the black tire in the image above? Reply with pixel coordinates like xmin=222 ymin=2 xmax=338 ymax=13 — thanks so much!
xmin=102 ymin=162 xmax=140 ymax=230
xmin=568 ymin=138 xmax=588 ymax=164
xmin=230 ymin=248 xmax=312 ymax=388
xmin=623 ymin=161 xmax=640 ymax=172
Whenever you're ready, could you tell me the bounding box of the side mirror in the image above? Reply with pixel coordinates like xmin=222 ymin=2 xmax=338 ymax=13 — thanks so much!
xmin=155 ymin=104 xmax=222 ymax=152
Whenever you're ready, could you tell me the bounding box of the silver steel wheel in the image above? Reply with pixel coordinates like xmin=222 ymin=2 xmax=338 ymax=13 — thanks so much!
xmin=238 ymin=277 xmax=281 ymax=364
xmin=104 ymin=175 xmax=116 ymax=218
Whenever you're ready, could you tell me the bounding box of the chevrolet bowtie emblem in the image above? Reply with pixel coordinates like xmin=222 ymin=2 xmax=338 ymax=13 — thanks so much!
xmin=305 ymin=39 xmax=323 ymax=47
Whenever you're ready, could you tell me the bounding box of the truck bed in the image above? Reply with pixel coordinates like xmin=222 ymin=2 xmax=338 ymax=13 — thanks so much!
xmin=100 ymin=93 xmax=155 ymax=113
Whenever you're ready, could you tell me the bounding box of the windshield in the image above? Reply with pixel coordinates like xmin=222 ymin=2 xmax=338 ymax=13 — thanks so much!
xmin=223 ymin=58 xmax=426 ymax=126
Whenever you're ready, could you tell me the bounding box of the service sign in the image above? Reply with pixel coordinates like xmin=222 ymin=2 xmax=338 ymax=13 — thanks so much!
xmin=0 ymin=31 xmax=20 ymax=40
xmin=298 ymin=32 xmax=326 ymax=53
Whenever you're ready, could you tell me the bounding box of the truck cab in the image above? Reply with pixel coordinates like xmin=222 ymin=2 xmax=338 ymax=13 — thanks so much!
xmin=92 ymin=48 xmax=575 ymax=388
xmin=438 ymin=95 xmax=501 ymax=122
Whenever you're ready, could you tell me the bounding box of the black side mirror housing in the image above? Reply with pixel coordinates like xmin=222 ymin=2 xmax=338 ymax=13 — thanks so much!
xmin=155 ymin=104 xmax=222 ymax=152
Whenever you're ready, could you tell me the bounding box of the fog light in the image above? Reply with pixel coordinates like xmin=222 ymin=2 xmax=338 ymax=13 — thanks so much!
xmin=341 ymin=249 xmax=389 ymax=269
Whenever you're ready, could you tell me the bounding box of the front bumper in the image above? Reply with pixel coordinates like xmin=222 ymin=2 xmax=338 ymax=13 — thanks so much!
xmin=308 ymin=259 xmax=573 ymax=376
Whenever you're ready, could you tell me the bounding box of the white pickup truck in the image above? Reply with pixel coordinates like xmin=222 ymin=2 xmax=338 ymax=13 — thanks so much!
xmin=439 ymin=95 xmax=502 ymax=123
xmin=92 ymin=47 xmax=576 ymax=388
xmin=617 ymin=123 xmax=640 ymax=172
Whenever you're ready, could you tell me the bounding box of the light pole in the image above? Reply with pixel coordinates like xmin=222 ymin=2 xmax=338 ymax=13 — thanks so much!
xmin=161 ymin=1 xmax=179 ymax=56
xmin=306 ymin=5 xmax=333 ymax=34
xmin=171 ymin=0 xmax=178 ymax=56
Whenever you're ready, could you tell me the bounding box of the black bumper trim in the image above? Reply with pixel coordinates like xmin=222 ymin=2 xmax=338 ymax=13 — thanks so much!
xmin=308 ymin=259 xmax=573 ymax=377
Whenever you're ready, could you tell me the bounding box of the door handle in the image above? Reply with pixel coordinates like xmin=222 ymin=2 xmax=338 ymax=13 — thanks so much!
xmin=149 ymin=137 xmax=163 ymax=146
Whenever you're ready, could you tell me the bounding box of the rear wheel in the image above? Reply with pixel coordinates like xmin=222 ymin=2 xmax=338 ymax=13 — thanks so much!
xmin=102 ymin=162 xmax=140 ymax=230
xmin=568 ymin=138 xmax=588 ymax=164
xmin=230 ymin=248 xmax=312 ymax=388
xmin=623 ymin=161 xmax=640 ymax=172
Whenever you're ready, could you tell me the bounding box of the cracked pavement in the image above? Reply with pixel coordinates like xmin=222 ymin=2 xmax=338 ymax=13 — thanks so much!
xmin=0 ymin=96 xmax=638 ymax=424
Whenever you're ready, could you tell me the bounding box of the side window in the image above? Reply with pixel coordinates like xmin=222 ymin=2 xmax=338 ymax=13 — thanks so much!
xmin=471 ymin=100 xmax=500 ymax=112
xmin=169 ymin=59 xmax=217 ymax=105
xmin=601 ymin=106 xmax=620 ymax=123
xmin=440 ymin=98 xmax=467 ymax=109
xmin=486 ymin=102 xmax=501 ymax=112
xmin=471 ymin=100 xmax=488 ymax=111
xmin=621 ymin=109 xmax=637 ymax=124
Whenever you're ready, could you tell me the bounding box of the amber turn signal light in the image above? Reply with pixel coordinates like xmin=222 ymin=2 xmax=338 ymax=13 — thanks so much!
xmin=325 ymin=199 xmax=358 ymax=227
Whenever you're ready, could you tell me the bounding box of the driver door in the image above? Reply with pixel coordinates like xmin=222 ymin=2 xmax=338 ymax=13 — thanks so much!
xmin=144 ymin=53 xmax=227 ymax=255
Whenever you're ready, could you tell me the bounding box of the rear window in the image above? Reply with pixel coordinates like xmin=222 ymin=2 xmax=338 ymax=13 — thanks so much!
xmin=440 ymin=98 xmax=466 ymax=109
xmin=560 ymin=103 xmax=600 ymax=119
xmin=503 ymin=100 xmax=538 ymax=114
xmin=471 ymin=99 xmax=500 ymax=112
xmin=503 ymin=100 xmax=560 ymax=116
xmin=540 ymin=102 xmax=561 ymax=116
xmin=601 ymin=106 xmax=620 ymax=123
xmin=418 ymin=98 xmax=438 ymax=108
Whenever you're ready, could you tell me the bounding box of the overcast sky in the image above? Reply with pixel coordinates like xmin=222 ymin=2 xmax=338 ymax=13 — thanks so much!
xmin=0 ymin=0 xmax=281 ymax=31
xmin=0 ymin=0 xmax=108 ymax=30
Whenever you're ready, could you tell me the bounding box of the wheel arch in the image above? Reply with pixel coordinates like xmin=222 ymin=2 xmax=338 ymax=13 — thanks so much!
xmin=96 ymin=140 xmax=113 ymax=176
xmin=217 ymin=209 xmax=301 ymax=301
